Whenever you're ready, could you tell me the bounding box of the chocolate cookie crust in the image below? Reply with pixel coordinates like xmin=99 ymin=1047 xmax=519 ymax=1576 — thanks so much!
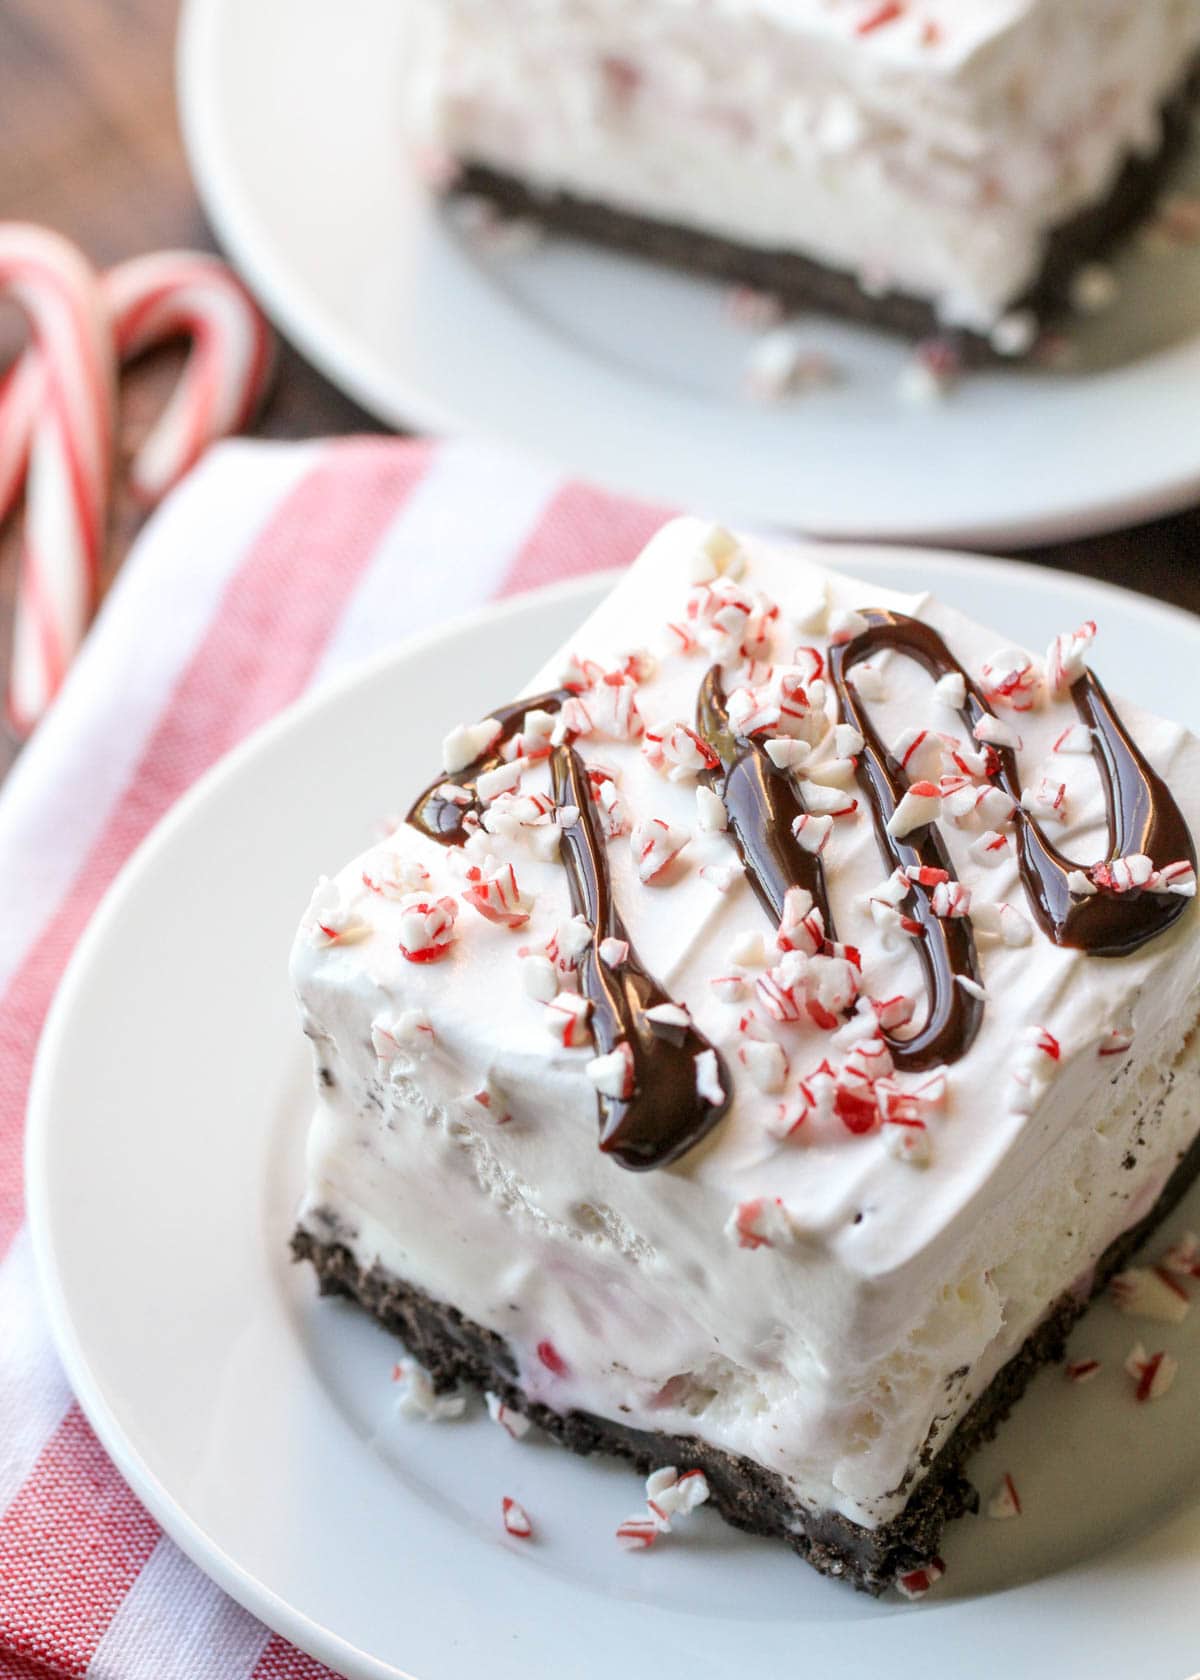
xmin=451 ymin=78 xmax=1195 ymax=358
xmin=293 ymin=1110 xmax=1200 ymax=1596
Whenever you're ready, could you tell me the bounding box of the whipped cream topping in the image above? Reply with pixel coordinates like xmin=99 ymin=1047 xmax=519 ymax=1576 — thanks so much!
xmin=294 ymin=520 xmax=1200 ymax=1523
xmin=404 ymin=0 xmax=1200 ymax=326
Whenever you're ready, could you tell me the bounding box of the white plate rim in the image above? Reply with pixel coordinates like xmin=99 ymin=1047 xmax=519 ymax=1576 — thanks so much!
xmin=24 ymin=551 xmax=1200 ymax=1676
xmin=176 ymin=0 xmax=1200 ymax=551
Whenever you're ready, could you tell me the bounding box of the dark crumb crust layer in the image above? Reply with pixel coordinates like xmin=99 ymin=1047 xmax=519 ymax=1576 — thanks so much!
xmin=293 ymin=1120 xmax=1200 ymax=1596
xmin=452 ymin=78 xmax=1195 ymax=359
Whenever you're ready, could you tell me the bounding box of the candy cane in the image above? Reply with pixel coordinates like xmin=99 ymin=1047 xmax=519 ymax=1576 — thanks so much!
xmin=0 ymin=224 xmax=116 ymax=737
xmin=0 ymin=234 xmax=274 ymax=733
xmin=101 ymin=251 xmax=274 ymax=503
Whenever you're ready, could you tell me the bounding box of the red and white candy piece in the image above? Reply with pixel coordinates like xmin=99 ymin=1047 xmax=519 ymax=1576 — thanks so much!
xmin=462 ymin=861 xmax=533 ymax=929
xmin=986 ymin=1473 xmax=1023 ymax=1520
xmin=361 ymin=849 xmax=430 ymax=899
xmin=1160 ymin=1231 xmax=1200 ymax=1279
xmin=644 ymin=1466 xmax=711 ymax=1530
xmin=642 ymin=720 xmax=720 ymax=781
xmin=398 ymin=895 xmax=458 ymax=962
xmin=980 ymin=648 xmax=1042 ymax=712
xmin=615 ymin=1514 xmax=661 ymax=1551
xmin=694 ymin=1049 xmax=725 ymax=1106
xmin=790 ymin=811 xmax=834 ymax=855
xmin=586 ymin=1042 xmax=635 ymax=1100
xmin=726 ymin=1196 xmax=794 ymax=1250
xmin=931 ymin=880 xmax=971 ymax=919
xmin=1021 ymin=778 xmax=1068 ymax=824
xmin=1110 ymin=1266 xmax=1190 ymax=1325
xmin=501 ymin=1497 xmax=534 ymax=1539
xmin=932 ymin=671 xmax=966 ymax=709
xmin=442 ymin=717 xmax=503 ymax=774
xmin=1093 ymin=854 xmax=1155 ymax=893
xmin=973 ymin=712 xmax=1022 ymax=750
xmin=894 ymin=1557 xmax=946 ymax=1600
xmin=631 ymin=817 xmax=689 ymax=884
xmin=887 ymin=781 xmax=942 ymax=838
xmin=306 ymin=877 xmax=369 ymax=947
xmin=486 ymin=1392 xmax=533 ymax=1439
xmin=1064 ymin=1358 xmax=1102 ymax=1385
xmin=0 ymin=224 xmax=116 ymax=735
xmin=696 ymin=784 xmax=728 ymax=832
xmin=1124 ymin=1342 xmax=1178 ymax=1402
xmin=371 ymin=1008 xmax=434 ymax=1062
xmin=544 ymin=992 xmax=592 ymax=1048
xmin=738 ymin=1036 xmax=789 ymax=1094
xmin=392 ymin=1361 xmax=467 ymax=1420
xmin=1046 ymin=621 xmax=1097 ymax=696
xmin=598 ymin=936 xmax=630 ymax=968
xmin=1052 ymin=722 xmax=1092 ymax=755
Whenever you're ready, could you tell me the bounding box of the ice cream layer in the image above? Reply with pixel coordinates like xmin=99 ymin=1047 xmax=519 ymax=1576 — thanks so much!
xmin=403 ymin=0 xmax=1200 ymax=328
xmin=292 ymin=519 xmax=1200 ymax=1526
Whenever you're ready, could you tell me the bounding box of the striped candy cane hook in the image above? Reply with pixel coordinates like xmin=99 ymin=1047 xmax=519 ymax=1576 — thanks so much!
xmin=102 ymin=252 xmax=275 ymax=504
xmin=0 ymin=225 xmax=116 ymax=737
xmin=0 ymin=233 xmax=275 ymax=735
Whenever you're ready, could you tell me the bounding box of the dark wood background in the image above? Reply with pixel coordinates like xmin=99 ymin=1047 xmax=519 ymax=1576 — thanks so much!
xmin=2 ymin=0 xmax=1198 ymax=782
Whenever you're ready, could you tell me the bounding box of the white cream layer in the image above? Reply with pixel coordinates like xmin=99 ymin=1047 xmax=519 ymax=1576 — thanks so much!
xmin=403 ymin=0 xmax=1200 ymax=328
xmin=293 ymin=520 xmax=1200 ymax=1525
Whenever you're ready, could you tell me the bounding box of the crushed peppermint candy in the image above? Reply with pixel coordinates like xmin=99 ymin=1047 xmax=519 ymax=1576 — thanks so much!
xmin=644 ymin=1466 xmax=711 ymax=1531
xmin=1097 ymin=1025 xmax=1134 ymax=1057
xmin=1064 ymin=1358 xmax=1102 ymax=1385
xmin=980 ymin=648 xmax=1042 ymax=712
xmin=847 ymin=662 xmax=885 ymax=701
xmin=501 ymin=1496 xmax=533 ymax=1539
xmin=393 ymin=1361 xmax=467 ymax=1421
xmin=727 ymin=1196 xmax=793 ymax=1250
xmin=699 ymin=859 xmax=743 ymax=893
xmin=887 ymin=781 xmax=941 ymax=838
xmin=544 ymin=992 xmax=592 ymax=1048
xmin=711 ymin=972 xmax=748 ymax=1004
xmin=645 ymin=1001 xmax=692 ymax=1040
xmin=1160 ymin=1231 xmax=1200 ymax=1278
xmin=1046 ymin=621 xmax=1096 ymax=696
xmin=587 ymin=1043 xmax=635 ymax=1100
xmin=442 ymin=716 xmax=502 ymax=775
xmin=986 ymin=1473 xmax=1023 ymax=1520
xmin=1110 ymin=1266 xmax=1190 ymax=1325
xmin=598 ymin=936 xmax=630 ymax=968
xmin=895 ymin=1557 xmax=946 ymax=1600
xmin=371 ymin=1009 xmax=434 ymax=1062
xmin=462 ymin=861 xmax=533 ymax=929
xmin=631 ymin=817 xmax=689 ymax=884
xmin=306 ymin=877 xmax=369 ymax=948
xmin=932 ymin=671 xmax=967 ymax=709
xmin=1093 ymin=854 xmax=1155 ymax=894
xmin=791 ymin=811 xmax=835 ymax=854
xmin=1021 ymin=778 xmax=1068 ymax=824
xmin=548 ymin=914 xmax=593 ymax=973
xmin=898 ymin=336 xmax=961 ymax=404
xmin=1068 ymin=869 xmax=1098 ymax=898
xmin=361 ymin=850 xmax=431 ymax=899
xmin=744 ymin=327 xmax=840 ymax=402
xmin=968 ymin=829 xmax=1010 ymax=866
xmin=398 ymin=895 xmax=458 ymax=963
xmin=973 ymin=712 xmax=1022 ymax=750
xmin=738 ymin=1037 xmax=789 ymax=1094
xmin=696 ymin=784 xmax=728 ymax=832
xmin=643 ymin=720 xmax=720 ymax=781
xmin=931 ymin=880 xmax=971 ymax=918
xmin=1052 ymin=722 xmax=1093 ymax=755
xmin=486 ymin=1393 xmax=533 ymax=1439
xmin=1124 ymin=1342 xmax=1178 ymax=1402
xmin=615 ymin=1514 xmax=661 ymax=1551
xmin=695 ymin=1048 xmax=726 ymax=1106
xmin=884 ymin=1115 xmax=931 ymax=1166
xmin=521 ymin=953 xmax=560 ymax=1002
xmin=801 ymin=781 xmax=859 ymax=819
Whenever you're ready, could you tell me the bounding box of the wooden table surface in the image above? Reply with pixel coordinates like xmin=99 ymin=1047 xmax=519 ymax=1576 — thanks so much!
xmin=2 ymin=0 xmax=1199 ymax=783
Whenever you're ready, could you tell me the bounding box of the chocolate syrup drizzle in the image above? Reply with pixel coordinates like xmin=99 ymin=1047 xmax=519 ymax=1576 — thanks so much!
xmin=407 ymin=688 xmax=572 ymax=844
xmin=406 ymin=611 xmax=1193 ymax=1163
xmin=548 ymin=745 xmax=731 ymax=1170
xmin=407 ymin=705 xmax=730 ymax=1171
xmin=830 ymin=611 xmax=1196 ymax=959
xmin=696 ymin=665 xmax=983 ymax=1071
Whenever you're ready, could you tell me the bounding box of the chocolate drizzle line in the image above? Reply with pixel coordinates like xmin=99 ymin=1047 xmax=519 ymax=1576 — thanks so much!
xmin=549 ymin=746 xmax=731 ymax=1170
xmin=696 ymin=665 xmax=982 ymax=1071
xmin=407 ymin=706 xmax=730 ymax=1171
xmin=831 ymin=611 xmax=1196 ymax=960
xmin=407 ymin=689 xmax=572 ymax=844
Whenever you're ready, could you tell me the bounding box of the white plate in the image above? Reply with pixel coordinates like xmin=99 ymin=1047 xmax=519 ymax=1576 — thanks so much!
xmin=27 ymin=555 xmax=1200 ymax=1680
xmin=177 ymin=0 xmax=1200 ymax=548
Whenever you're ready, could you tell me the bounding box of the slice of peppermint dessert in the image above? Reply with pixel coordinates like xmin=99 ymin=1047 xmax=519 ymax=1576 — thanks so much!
xmin=291 ymin=519 xmax=1200 ymax=1593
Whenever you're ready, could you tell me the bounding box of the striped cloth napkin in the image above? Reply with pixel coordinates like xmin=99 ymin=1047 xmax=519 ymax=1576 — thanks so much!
xmin=0 ymin=436 xmax=669 ymax=1680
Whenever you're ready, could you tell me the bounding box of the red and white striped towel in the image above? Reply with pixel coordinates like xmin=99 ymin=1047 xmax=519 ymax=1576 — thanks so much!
xmin=0 ymin=436 xmax=669 ymax=1679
